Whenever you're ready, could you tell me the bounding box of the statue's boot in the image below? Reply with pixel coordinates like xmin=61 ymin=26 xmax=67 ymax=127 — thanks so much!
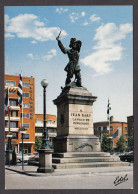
xmin=65 ymin=77 xmax=71 ymax=86
xmin=76 ymin=78 xmax=82 ymax=87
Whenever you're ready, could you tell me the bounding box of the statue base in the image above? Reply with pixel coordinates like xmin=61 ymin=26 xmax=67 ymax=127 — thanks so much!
xmin=53 ymin=135 xmax=100 ymax=152
xmin=53 ymin=87 xmax=100 ymax=153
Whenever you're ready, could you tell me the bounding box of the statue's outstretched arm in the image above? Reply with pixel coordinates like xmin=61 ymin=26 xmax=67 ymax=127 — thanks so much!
xmin=57 ymin=39 xmax=68 ymax=54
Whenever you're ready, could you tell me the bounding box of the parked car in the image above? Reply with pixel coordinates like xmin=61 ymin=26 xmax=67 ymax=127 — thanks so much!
xmin=17 ymin=152 xmax=39 ymax=163
xmin=119 ymin=152 xmax=134 ymax=162
xmin=28 ymin=154 xmax=39 ymax=166
xmin=16 ymin=153 xmax=30 ymax=163
xmin=27 ymin=152 xmax=38 ymax=159
xmin=31 ymin=152 xmax=39 ymax=158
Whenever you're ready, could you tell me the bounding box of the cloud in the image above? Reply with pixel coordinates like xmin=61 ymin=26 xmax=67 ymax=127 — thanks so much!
xmin=27 ymin=53 xmax=35 ymax=60
xmin=31 ymin=40 xmax=37 ymax=44
xmin=34 ymin=20 xmax=45 ymax=27
xmin=56 ymin=8 xmax=68 ymax=14
xmin=81 ymin=12 xmax=85 ymax=17
xmin=82 ymin=14 xmax=101 ymax=26
xmin=89 ymin=14 xmax=101 ymax=22
xmin=5 ymin=14 xmax=67 ymax=41
xmin=27 ymin=49 xmax=57 ymax=61
xmin=42 ymin=49 xmax=57 ymax=61
xmin=69 ymin=12 xmax=79 ymax=23
xmin=5 ymin=33 xmax=15 ymax=38
xmin=69 ymin=11 xmax=85 ymax=23
xmin=81 ymin=23 xmax=133 ymax=76
xmin=82 ymin=21 xmax=89 ymax=26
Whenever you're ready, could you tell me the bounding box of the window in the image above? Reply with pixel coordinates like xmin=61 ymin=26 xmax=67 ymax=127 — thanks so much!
xmin=22 ymin=82 xmax=29 ymax=88
xmin=49 ymin=128 xmax=56 ymax=133
xmin=125 ymin=127 xmax=128 ymax=131
xmin=36 ymin=119 xmax=43 ymax=124
xmin=125 ymin=141 xmax=128 ymax=145
xmin=23 ymin=93 xmax=29 ymax=98
xmin=98 ymin=127 xmax=101 ymax=131
xmin=11 ymin=122 xmax=17 ymax=128
xmin=23 ymin=103 xmax=29 ymax=108
xmin=23 ymin=134 xmax=30 ymax=139
xmin=125 ymin=134 xmax=128 ymax=138
xmin=12 ymin=132 xmax=18 ymax=139
xmin=36 ymin=128 xmax=43 ymax=133
xmin=21 ymin=123 xmax=29 ymax=129
xmin=48 ymin=120 xmax=52 ymax=124
xmin=110 ymin=126 xmax=113 ymax=131
xmin=6 ymin=122 xmax=17 ymax=128
xmin=11 ymin=111 xmax=17 ymax=117
xmin=9 ymin=91 xmax=15 ymax=94
xmin=103 ymin=126 xmax=107 ymax=130
xmin=9 ymin=100 xmax=17 ymax=106
xmin=6 ymin=80 xmax=15 ymax=87
xmin=20 ymin=113 xmax=30 ymax=118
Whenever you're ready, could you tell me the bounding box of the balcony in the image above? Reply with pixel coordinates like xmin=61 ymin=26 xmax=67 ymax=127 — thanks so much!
xmin=5 ymin=86 xmax=18 ymax=90
xmin=5 ymin=116 xmax=20 ymax=121
xmin=35 ymin=123 xmax=57 ymax=128
xmin=5 ymin=127 xmax=19 ymax=132
xmin=35 ymin=132 xmax=57 ymax=137
xmin=35 ymin=133 xmax=43 ymax=137
xmin=49 ymin=132 xmax=57 ymax=137
xmin=10 ymin=106 xmax=20 ymax=111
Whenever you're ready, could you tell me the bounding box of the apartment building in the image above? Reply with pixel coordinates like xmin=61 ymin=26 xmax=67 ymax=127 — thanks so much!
xmin=5 ymin=74 xmax=35 ymax=154
xmin=35 ymin=114 xmax=57 ymax=145
xmin=94 ymin=116 xmax=128 ymax=148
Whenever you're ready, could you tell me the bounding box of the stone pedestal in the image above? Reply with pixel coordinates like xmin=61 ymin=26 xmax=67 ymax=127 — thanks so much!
xmin=53 ymin=87 xmax=100 ymax=152
xmin=37 ymin=149 xmax=54 ymax=173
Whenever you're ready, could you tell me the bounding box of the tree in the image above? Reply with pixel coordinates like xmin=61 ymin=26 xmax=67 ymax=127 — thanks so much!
xmin=101 ymin=134 xmax=113 ymax=152
xmin=34 ymin=137 xmax=42 ymax=151
xmin=116 ymin=135 xmax=126 ymax=152
xmin=128 ymin=136 xmax=134 ymax=151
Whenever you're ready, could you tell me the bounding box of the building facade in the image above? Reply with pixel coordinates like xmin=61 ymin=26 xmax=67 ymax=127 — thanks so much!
xmin=35 ymin=114 xmax=57 ymax=145
xmin=5 ymin=74 xmax=35 ymax=154
xmin=94 ymin=117 xmax=128 ymax=148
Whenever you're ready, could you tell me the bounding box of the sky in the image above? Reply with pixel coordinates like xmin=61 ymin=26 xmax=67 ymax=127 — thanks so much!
xmin=5 ymin=6 xmax=133 ymax=122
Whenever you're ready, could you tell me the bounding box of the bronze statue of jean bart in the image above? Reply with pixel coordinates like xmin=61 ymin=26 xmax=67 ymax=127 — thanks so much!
xmin=56 ymin=31 xmax=82 ymax=88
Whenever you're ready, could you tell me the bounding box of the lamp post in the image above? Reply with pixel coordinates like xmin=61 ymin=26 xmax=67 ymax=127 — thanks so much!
xmin=20 ymin=130 xmax=26 ymax=170
xmin=6 ymin=133 xmax=12 ymax=167
xmin=6 ymin=107 xmax=13 ymax=167
xmin=37 ymin=79 xmax=54 ymax=173
xmin=108 ymin=136 xmax=113 ymax=154
xmin=41 ymin=79 xmax=50 ymax=149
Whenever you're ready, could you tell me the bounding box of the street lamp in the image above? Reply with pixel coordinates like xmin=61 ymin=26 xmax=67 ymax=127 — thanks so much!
xmin=6 ymin=106 xmax=13 ymax=167
xmin=19 ymin=129 xmax=26 ymax=170
xmin=41 ymin=79 xmax=50 ymax=149
xmin=37 ymin=79 xmax=54 ymax=173
xmin=6 ymin=133 xmax=12 ymax=167
xmin=108 ymin=136 xmax=113 ymax=153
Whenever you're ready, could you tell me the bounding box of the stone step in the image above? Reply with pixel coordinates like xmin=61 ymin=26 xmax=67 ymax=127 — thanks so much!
xmin=52 ymin=162 xmax=130 ymax=169
xmin=53 ymin=152 xmax=110 ymax=158
xmin=52 ymin=156 xmax=120 ymax=163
